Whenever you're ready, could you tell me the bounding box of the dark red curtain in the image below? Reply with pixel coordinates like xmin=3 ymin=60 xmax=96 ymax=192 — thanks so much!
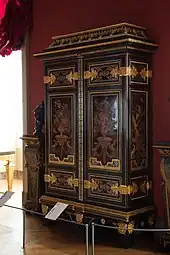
xmin=0 ymin=0 xmax=32 ymax=56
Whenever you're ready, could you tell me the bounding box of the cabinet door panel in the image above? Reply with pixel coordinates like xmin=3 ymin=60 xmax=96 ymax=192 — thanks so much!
xmin=45 ymin=59 xmax=79 ymax=200
xmin=47 ymin=93 xmax=76 ymax=166
xmin=88 ymin=90 xmax=121 ymax=172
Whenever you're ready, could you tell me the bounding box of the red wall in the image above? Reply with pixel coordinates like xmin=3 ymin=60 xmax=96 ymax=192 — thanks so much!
xmin=28 ymin=0 xmax=170 ymax=217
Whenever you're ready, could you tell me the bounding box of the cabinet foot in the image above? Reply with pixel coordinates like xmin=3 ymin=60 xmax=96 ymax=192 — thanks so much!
xmin=117 ymin=221 xmax=135 ymax=249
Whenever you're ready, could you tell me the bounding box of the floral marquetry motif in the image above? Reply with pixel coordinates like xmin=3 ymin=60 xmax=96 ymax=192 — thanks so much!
xmin=131 ymin=91 xmax=148 ymax=171
xmin=49 ymin=95 xmax=75 ymax=165
xmin=89 ymin=92 xmax=120 ymax=171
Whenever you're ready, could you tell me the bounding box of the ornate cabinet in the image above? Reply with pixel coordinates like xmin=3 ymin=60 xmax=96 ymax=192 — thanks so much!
xmin=154 ymin=142 xmax=170 ymax=250
xmin=33 ymin=23 xmax=158 ymax=245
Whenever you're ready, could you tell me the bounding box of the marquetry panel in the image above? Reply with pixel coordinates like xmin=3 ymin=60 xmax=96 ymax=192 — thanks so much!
xmin=130 ymin=90 xmax=148 ymax=171
xmin=130 ymin=175 xmax=151 ymax=200
xmin=46 ymin=169 xmax=77 ymax=194
xmin=86 ymin=60 xmax=122 ymax=86
xmin=129 ymin=60 xmax=150 ymax=85
xmin=47 ymin=66 xmax=76 ymax=88
xmin=86 ymin=174 xmax=122 ymax=204
xmin=88 ymin=90 xmax=121 ymax=171
xmin=48 ymin=93 xmax=75 ymax=166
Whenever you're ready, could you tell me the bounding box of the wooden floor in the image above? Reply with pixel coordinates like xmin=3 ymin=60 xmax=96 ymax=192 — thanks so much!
xmin=0 ymin=179 xmax=165 ymax=255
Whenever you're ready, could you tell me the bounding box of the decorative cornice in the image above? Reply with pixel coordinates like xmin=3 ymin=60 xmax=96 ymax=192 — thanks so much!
xmin=49 ymin=22 xmax=148 ymax=49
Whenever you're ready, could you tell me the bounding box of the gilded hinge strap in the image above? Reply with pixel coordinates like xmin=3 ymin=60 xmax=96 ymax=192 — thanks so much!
xmin=44 ymin=174 xmax=79 ymax=187
xmin=67 ymin=177 xmax=79 ymax=187
xmin=111 ymin=184 xmax=135 ymax=195
xmin=84 ymin=179 xmax=98 ymax=190
xmin=84 ymin=69 xmax=98 ymax=80
xmin=111 ymin=66 xmax=152 ymax=79
xmin=44 ymin=73 xmax=56 ymax=84
xmin=66 ymin=70 xmax=98 ymax=82
xmin=66 ymin=72 xmax=80 ymax=82
xmin=44 ymin=174 xmax=56 ymax=184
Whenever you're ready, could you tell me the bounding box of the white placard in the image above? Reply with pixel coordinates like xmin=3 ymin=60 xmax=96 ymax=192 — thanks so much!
xmin=45 ymin=202 xmax=68 ymax=221
xmin=0 ymin=191 xmax=14 ymax=207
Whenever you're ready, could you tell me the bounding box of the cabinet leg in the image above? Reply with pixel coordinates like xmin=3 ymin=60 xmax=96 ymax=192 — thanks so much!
xmin=117 ymin=221 xmax=135 ymax=249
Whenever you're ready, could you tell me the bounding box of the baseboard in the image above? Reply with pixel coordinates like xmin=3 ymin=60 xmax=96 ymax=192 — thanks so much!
xmin=0 ymin=170 xmax=23 ymax=180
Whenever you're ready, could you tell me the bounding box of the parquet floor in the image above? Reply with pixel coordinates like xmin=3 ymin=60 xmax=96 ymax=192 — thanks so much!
xmin=0 ymin=179 xmax=165 ymax=255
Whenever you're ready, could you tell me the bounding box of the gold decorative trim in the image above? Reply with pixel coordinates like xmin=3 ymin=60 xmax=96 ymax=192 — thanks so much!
xmin=67 ymin=177 xmax=79 ymax=187
xmin=39 ymin=195 xmax=156 ymax=219
xmin=21 ymin=136 xmax=39 ymax=145
xmin=117 ymin=221 xmax=135 ymax=235
xmin=84 ymin=179 xmax=98 ymax=190
xmin=44 ymin=174 xmax=79 ymax=187
xmin=33 ymin=38 xmax=158 ymax=58
xmin=66 ymin=71 xmax=79 ymax=82
xmin=84 ymin=70 xmax=98 ymax=80
xmin=41 ymin=204 xmax=48 ymax=215
xmin=111 ymin=184 xmax=136 ymax=195
xmin=44 ymin=73 xmax=56 ymax=84
xmin=44 ymin=174 xmax=57 ymax=184
xmin=111 ymin=66 xmax=152 ymax=79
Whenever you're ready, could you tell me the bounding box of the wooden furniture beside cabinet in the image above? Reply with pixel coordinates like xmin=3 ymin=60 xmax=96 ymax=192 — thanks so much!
xmin=21 ymin=101 xmax=45 ymax=212
xmin=153 ymin=142 xmax=170 ymax=251
xmin=30 ymin=22 xmax=158 ymax=247
xmin=0 ymin=151 xmax=15 ymax=191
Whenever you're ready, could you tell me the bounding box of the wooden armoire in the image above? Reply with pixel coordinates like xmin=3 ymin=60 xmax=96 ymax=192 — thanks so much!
xmin=27 ymin=23 xmax=158 ymax=243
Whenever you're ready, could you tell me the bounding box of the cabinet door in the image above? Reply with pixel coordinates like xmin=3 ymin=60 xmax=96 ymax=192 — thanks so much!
xmin=44 ymin=59 xmax=79 ymax=200
xmin=83 ymin=55 xmax=124 ymax=208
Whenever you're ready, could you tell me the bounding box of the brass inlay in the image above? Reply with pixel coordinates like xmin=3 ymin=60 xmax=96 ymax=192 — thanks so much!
xmin=89 ymin=157 xmax=120 ymax=171
xmin=44 ymin=73 xmax=56 ymax=85
xmin=111 ymin=184 xmax=137 ymax=195
xmin=49 ymin=154 xmax=74 ymax=165
xmin=52 ymin=22 xmax=146 ymax=40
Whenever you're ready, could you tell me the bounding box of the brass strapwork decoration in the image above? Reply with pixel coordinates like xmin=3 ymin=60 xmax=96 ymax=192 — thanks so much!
xmin=84 ymin=179 xmax=98 ymax=190
xmin=41 ymin=204 xmax=48 ymax=215
xmin=67 ymin=177 xmax=79 ymax=187
xmin=44 ymin=73 xmax=56 ymax=84
xmin=76 ymin=213 xmax=83 ymax=224
xmin=84 ymin=69 xmax=98 ymax=80
xmin=111 ymin=183 xmax=138 ymax=195
xmin=44 ymin=174 xmax=56 ymax=184
xmin=66 ymin=71 xmax=80 ymax=82
xmin=111 ymin=66 xmax=152 ymax=79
